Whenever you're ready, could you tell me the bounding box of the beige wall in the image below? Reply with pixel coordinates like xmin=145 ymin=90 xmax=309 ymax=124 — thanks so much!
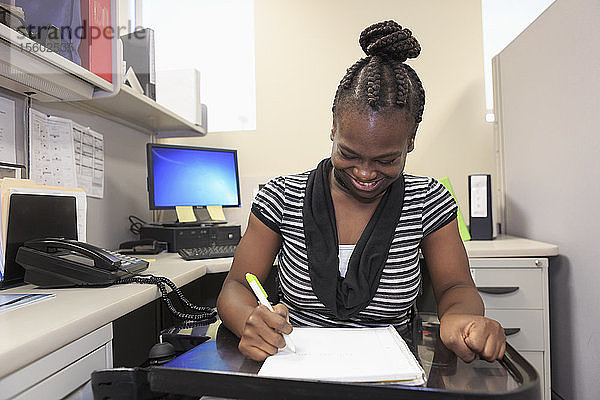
xmin=165 ymin=0 xmax=494 ymax=226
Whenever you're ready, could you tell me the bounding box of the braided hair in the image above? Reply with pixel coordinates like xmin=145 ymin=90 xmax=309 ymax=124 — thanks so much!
xmin=332 ymin=20 xmax=425 ymax=125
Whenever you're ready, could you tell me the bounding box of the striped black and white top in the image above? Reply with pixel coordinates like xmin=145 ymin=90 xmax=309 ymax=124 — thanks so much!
xmin=251 ymin=171 xmax=457 ymax=330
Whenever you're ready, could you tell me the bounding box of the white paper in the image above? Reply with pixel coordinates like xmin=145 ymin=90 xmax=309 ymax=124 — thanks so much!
xmin=28 ymin=109 xmax=78 ymax=188
xmin=470 ymin=175 xmax=488 ymax=218
xmin=258 ymin=326 xmax=425 ymax=385
xmin=73 ymin=124 xmax=104 ymax=198
xmin=0 ymin=97 xmax=16 ymax=164
xmin=8 ymin=187 xmax=87 ymax=242
xmin=0 ymin=293 xmax=55 ymax=312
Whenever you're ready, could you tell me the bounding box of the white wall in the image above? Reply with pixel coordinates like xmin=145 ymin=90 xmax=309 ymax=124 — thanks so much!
xmin=163 ymin=0 xmax=494 ymax=230
xmin=496 ymin=0 xmax=600 ymax=398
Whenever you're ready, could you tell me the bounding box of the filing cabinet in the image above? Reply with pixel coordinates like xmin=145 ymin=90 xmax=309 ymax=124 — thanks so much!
xmin=469 ymin=257 xmax=550 ymax=400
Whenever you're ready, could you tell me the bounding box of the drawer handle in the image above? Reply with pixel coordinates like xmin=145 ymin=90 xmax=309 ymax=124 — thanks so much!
xmin=477 ymin=286 xmax=519 ymax=295
xmin=504 ymin=328 xmax=521 ymax=336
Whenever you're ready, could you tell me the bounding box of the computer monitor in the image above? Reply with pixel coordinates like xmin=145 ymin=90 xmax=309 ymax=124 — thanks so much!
xmin=146 ymin=143 xmax=241 ymax=215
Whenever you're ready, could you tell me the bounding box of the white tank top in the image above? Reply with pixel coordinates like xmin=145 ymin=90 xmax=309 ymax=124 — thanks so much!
xmin=338 ymin=244 xmax=356 ymax=278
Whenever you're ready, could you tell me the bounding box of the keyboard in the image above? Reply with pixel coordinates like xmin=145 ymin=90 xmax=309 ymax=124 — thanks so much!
xmin=178 ymin=245 xmax=237 ymax=260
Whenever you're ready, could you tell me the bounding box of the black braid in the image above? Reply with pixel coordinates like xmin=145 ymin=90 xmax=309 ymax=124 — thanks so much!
xmin=365 ymin=56 xmax=382 ymax=108
xmin=333 ymin=20 xmax=425 ymax=125
xmin=391 ymin=60 xmax=408 ymax=108
xmin=403 ymin=64 xmax=425 ymax=123
xmin=332 ymin=57 xmax=369 ymax=113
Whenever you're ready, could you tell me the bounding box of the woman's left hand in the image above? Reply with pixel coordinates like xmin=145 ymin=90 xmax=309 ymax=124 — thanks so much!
xmin=439 ymin=314 xmax=506 ymax=362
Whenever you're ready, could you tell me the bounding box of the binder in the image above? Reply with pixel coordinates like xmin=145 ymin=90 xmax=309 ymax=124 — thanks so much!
xmin=0 ymin=179 xmax=87 ymax=287
xmin=121 ymin=28 xmax=156 ymax=100
xmin=79 ymin=0 xmax=113 ymax=83
xmin=468 ymin=174 xmax=494 ymax=240
xmin=1 ymin=194 xmax=78 ymax=288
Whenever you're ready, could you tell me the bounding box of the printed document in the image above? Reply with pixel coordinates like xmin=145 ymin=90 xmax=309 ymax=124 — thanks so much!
xmin=73 ymin=123 xmax=104 ymax=198
xmin=258 ymin=325 xmax=425 ymax=385
xmin=0 ymin=96 xmax=16 ymax=164
xmin=28 ymin=109 xmax=77 ymax=187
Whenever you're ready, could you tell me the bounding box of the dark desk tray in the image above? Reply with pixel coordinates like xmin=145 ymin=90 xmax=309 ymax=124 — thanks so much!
xmin=92 ymin=320 xmax=541 ymax=400
xmin=145 ymin=343 xmax=539 ymax=400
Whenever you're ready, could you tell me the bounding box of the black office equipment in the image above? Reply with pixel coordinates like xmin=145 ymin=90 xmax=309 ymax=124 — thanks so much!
xmin=178 ymin=245 xmax=237 ymax=261
xmin=118 ymin=239 xmax=167 ymax=255
xmin=140 ymin=225 xmax=241 ymax=253
xmin=147 ymin=342 xmax=177 ymax=366
xmin=468 ymin=174 xmax=494 ymax=240
xmin=16 ymin=238 xmax=149 ymax=288
xmin=121 ymin=28 xmax=156 ymax=100
xmin=1 ymin=194 xmax=78 ymax=288
xmin=160 ymin=319 xmax=213 ymax=353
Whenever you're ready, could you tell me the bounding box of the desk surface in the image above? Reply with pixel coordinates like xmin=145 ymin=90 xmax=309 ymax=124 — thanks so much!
xmin=0 ymin=253 xmax=231 ymax=379
xmin=464 ymin=235 xmax=558 ymax=258
xmin=148 ymin=320 xmax=540 ymax=400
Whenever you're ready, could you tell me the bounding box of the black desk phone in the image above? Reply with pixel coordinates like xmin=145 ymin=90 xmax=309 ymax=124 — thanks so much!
xmin=15 ymin=238 xmax=149 ymax=288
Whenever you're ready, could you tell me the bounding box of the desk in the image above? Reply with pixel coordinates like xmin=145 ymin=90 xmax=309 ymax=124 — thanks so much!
xmin=132 ymin=321 xmax=540 ymax=400
xmin=0 ymin=253 xmax=231 ymax=400
xmin=0 ymin=235 xmax=557 ymax=400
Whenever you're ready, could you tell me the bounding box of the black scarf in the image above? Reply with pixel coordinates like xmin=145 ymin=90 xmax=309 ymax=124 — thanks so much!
xmin=303 ymin=158 xmax=405 ymax=320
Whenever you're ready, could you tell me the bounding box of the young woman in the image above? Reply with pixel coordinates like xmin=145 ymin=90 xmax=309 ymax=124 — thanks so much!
xmin=217 ymin=20 xmax=505 ymax=362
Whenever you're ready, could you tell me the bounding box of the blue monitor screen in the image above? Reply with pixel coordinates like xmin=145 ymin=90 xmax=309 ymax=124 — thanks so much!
xmin=147 ymin=144 xmax=241 ymax=209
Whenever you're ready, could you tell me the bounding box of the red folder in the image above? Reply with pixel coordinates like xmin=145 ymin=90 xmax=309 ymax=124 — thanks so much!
xmin=79 ymin=0 xmax=113 ymax=83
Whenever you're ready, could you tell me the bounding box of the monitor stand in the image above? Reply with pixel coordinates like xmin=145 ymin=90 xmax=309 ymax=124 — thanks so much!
xmin=160 ymin=220 xmax=227 ymax=228
xmin=160 ymin=205 xmax=227 ymax=227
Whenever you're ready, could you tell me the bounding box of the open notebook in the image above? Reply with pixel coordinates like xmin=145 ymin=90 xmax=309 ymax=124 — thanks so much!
xmin=258 ymin=325 xmax=425 ymax=385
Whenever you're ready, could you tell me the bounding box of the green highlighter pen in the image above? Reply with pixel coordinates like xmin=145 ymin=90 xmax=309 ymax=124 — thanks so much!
xmin=245 ymin=272 xmax=297 ymax=353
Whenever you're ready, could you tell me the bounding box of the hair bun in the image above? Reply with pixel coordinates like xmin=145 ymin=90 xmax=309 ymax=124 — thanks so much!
xmin=359 ymin=20 xmax=421 ymax=62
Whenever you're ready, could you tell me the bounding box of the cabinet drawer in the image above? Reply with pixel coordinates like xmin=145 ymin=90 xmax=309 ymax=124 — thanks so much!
xmin=486 ymin=309 xmax=545 ymax=351
xmin=14 ymin=343 xmax=110 ymax=400
xmin=470 ymin=268 xmax=543 ymax=309
xmin=520 ymin=351 xmax=544 ymax=380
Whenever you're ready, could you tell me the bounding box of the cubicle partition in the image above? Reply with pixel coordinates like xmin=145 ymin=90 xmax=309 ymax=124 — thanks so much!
xmin=0 ymin=86 xmax=151 ymax=249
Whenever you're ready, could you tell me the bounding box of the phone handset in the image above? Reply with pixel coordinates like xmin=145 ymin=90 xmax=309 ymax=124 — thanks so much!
xmin=24 ymin=238 xmax=122 ymax=271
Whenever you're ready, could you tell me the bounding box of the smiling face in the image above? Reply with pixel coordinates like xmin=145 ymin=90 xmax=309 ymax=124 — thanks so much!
xmin=330 ymin=108 xmax=416 ymax=203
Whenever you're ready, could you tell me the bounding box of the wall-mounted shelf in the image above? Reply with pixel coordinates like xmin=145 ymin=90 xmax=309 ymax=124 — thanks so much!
xmin=73 ymin=85 xmax=207 ymax=137
xmin=0 ymin=18 xmax=204 ymax=138
xmin=0 ymin=23 xmax=113 ymax=101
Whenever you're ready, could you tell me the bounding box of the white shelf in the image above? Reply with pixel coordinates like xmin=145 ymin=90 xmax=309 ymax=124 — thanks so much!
xmin=74 ymin=85 xmax=206 ymax=137
xmin=0 ymin=20 xmax=204 ymax=137
xmin=0 ymin=23 xmax=112 ymax=101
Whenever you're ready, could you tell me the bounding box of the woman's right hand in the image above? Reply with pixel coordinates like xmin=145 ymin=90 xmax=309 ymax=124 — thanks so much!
xmin=238 ymin=303 xmax=293 ymax=361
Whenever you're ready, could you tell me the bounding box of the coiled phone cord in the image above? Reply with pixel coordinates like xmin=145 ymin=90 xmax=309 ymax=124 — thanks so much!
xmin=117 ymin=274 xmax=217 ymax=322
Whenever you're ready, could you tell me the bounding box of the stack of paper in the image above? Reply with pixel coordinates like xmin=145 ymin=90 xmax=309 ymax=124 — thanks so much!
xmin=258 ymin=325 xmax=425 ymax=385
